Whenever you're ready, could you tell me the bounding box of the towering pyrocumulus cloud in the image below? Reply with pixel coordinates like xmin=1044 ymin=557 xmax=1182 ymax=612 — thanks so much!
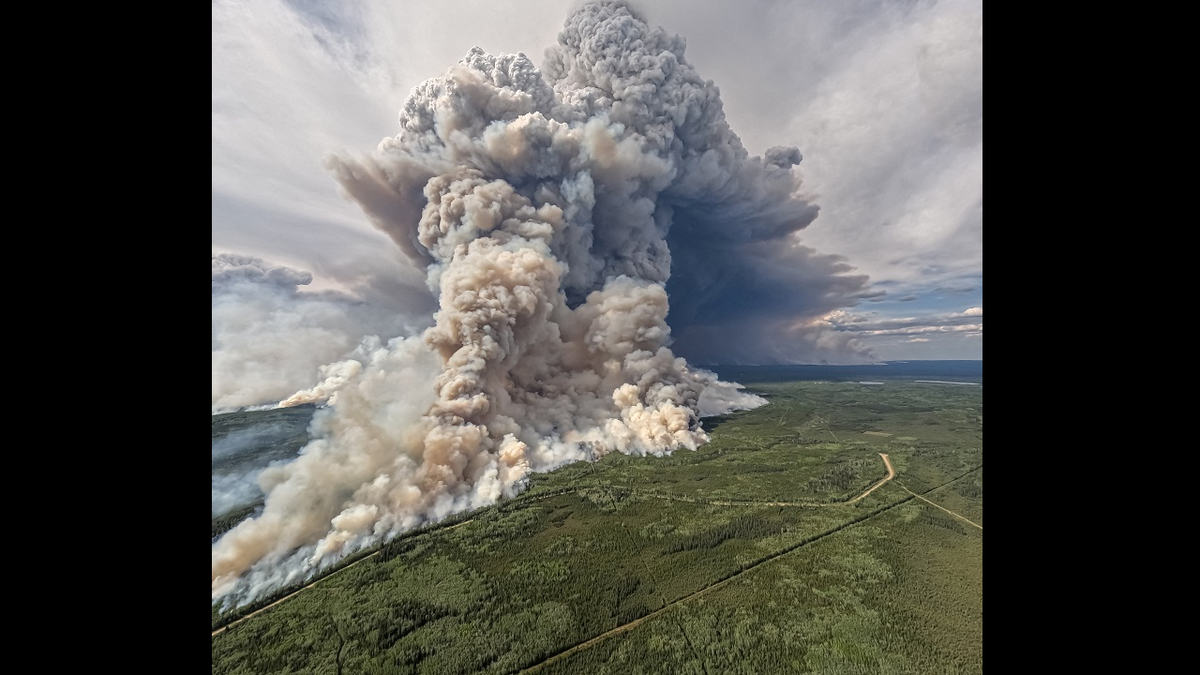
xmin=213 ymin=0 xmax=867 ymax=605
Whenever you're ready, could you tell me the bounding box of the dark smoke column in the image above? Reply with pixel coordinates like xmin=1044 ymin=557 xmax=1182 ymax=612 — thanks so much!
xmin=213 ymin=0 xmax=868 ymax=605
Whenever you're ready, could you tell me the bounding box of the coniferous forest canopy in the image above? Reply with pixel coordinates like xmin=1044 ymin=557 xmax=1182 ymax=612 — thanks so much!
xmin=212 ymin=363 xmax=982 ymax=674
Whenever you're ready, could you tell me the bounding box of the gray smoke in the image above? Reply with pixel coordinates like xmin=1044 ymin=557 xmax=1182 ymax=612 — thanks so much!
xmin=213 ymin=0 xmax=867 ymax=605
xmin=211 ymin=421 xmax=295 ymax=465
xmin=212 ymin=472 xmax=266 ymax=520
xmin=211 ymin=254 xmax=428 ymax=412
xmin=212 ymin=418 xmax=310 ymax=518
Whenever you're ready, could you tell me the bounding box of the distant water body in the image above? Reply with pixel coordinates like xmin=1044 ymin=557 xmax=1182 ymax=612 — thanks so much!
xmin=703 ymin=361 xmax=982 ymax=385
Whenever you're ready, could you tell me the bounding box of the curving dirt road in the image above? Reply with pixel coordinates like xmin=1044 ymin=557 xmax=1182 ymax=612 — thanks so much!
xmin=847 ymin=453 xmax=895 ymax=504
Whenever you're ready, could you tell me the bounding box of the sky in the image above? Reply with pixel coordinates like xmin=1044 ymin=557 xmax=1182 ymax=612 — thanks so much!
xmin=213 ymin=0 xmax=982 ymax=409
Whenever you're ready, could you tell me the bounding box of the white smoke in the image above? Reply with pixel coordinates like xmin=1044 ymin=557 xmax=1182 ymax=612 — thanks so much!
xmin=213 ymin=1 xmax=872 ymax=605
xmin=211 ymin=472 xmax=267 ymax=520
xmin=212 ymin=420 xmax=306 ymax=518
xmin=211 ymin=254 xmax=427 ymax=412
xmin=695 ymin=369 xmax=769 ymax=418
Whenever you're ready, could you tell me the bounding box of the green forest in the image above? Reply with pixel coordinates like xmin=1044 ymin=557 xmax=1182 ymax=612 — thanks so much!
xmin=212 ymin=376 xmax=982 ymax=674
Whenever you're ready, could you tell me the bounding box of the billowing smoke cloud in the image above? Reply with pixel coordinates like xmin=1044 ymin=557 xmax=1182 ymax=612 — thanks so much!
xmin=212 ymin=419 xmax=311 ymax=518
xmin=212 ymin=254 xmax=429 ymax=412
xmin=213 ymin=1 xmax=874 ymax=604
xmin=695 ymin=369 xmax=768 ymax=418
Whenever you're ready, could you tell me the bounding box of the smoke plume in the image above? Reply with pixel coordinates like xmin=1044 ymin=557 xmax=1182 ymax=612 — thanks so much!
xmin=213 ymin=0 xmax=866 ymax=604
xmin=212 ymin=254 xmax=428 ymax=412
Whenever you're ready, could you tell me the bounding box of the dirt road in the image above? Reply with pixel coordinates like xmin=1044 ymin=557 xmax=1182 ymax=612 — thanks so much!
xmin=847 ymin=453 xmax=895 ymax=504
xmin=899 ymin=483 xmax=982 ymax=530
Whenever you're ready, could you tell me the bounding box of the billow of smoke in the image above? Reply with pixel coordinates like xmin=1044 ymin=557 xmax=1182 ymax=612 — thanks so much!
xmin=212 ymin=471 xmax=266 ymax=520
xmin=213 ymin=0 xmax=867 ymax=605
xmin=212 ymin=420 xmax=309 ymax=518
xmin=212 ymin=254 xmax=426 ymax=413
xmin=211 ymin=422 xmax=296 ymax=465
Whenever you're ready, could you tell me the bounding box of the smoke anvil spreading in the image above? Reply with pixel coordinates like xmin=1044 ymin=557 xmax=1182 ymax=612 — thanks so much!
xmin=213 ymin=0 xmax=858 ymax=604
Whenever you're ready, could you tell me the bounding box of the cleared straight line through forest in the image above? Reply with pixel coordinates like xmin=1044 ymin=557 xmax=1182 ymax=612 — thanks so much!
xmin=211 ymin=518 xmax=475 ymax=637
xmin=898 ymin=482 xmax=982 ymax=529
xmin=516 ymin=457 xmax=970 ymax=675
xmin=211 ymin=551 xmax=381 ymax=637
xmin=213 ymin=453 xmax=898 ymax=639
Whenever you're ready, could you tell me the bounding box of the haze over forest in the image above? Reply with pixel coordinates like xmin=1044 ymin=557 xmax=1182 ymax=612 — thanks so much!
xmin=212 ymin=0 xmax=982 ymax=606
